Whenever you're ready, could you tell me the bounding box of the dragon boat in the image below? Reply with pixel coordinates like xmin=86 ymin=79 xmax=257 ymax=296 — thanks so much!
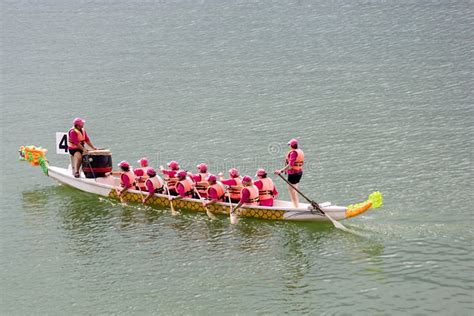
xmin=19 ymin=145 xmax=383 ymax=222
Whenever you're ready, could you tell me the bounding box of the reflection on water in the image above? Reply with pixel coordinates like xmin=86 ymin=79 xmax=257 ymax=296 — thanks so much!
xmin=28 ymin=185 xmax=468 ymax=315
xmin=22 ymin=185 xmax=386 ymax=251
xmin=23 ymin=185 xmax=113 ymax=256
xmin=360 ymin=242 xmax=386 ymax=275
xmin=21 ymin=187 xmax=51 ymax=212
xmin=21 ymin=186 xmax=387 ymax=264
xmin=232 ymin=220 xmax=275 ymax=253
xmin=275 ymin=222 xmax=387 ymax=302
xmin=21 ymin=186 xmax=282 ymax=256
xmin=21 ymin=186 xmax=55 ymax=229
xmin=279 ymin=224 xmax=333 ymax=300
xmin=281 ymin=225 xmax=314 ymax=297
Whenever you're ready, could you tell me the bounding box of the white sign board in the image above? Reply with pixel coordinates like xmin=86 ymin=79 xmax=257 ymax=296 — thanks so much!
xmin=56 ymin=132 xmax=69 ymax=155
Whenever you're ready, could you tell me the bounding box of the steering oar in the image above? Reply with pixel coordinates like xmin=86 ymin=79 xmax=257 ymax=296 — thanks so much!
xmin=276 ymin=173 xmax=349 ymax=231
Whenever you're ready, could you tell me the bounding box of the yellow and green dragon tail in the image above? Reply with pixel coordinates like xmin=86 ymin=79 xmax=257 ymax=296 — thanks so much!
xmin=345 ymin=191 xmax=383 ymax=219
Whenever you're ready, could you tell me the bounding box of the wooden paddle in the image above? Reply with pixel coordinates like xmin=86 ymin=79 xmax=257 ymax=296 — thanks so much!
xmin=193 ymin=187 xmax=217 ymax=220
xmin=164 ymin=182 xmax=177 ymax=216
xmin=276 ymin=173 xmax=349 ymax=231
xmin=226 ymin=186 xmax=238 ymax=225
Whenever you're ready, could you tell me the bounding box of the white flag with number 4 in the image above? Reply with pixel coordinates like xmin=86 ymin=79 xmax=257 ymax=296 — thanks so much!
xmin=56 ymin=132 xmax=69 ymax=155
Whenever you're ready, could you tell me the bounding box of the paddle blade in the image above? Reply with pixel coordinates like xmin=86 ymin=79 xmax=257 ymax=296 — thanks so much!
xmin=170 ymin=201 xmax=177 ymax=216
xmin=331 ymin=217 xmax=348 ymax=230
xmin=230 ymin=212 xmax=239 ymax=225
xmin=206 ymin=208 xmax=217 ymax=220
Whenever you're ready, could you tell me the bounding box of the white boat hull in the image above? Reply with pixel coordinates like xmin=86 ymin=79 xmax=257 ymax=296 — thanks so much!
xmin=46 ymin=166 xmax=375 ymax=222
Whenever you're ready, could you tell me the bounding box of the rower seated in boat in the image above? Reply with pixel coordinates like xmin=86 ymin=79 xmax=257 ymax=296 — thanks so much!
xmin=142 ymin=168 xmax=165 ymax=204
xmin=231 ymin=176 xmax=259 ymax=215
xmin=219 ymin=168 xmax=243 ymax=204
xmin=134 ymin=157 xmax=152 ymax=191
xmin=202 ymin=174 xmax=226 ymax=207
xmin=160 ymin=160 xmax=180 ymax=195
xmin=190 ymin=163 xmax=209 ymax=199
xmin=115 ymin=160 xmax=137 ymax=198
xmin=169 ymin=170 xmax=195 ymax=201
xmin=254 ymin=168 xmax=278 ymax=206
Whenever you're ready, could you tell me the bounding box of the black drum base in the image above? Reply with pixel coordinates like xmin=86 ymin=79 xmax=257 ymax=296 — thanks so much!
xmin=82 ymin=154 xmax=112 ymax=178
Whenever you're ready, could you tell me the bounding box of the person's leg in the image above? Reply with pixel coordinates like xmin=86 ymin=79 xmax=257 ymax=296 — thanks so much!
xmin=70 ymin=154 xmax=75 ymax=175
xmin=287 ymin=184 xmax=297 ymax=208
xmin=73 ymin=152 xmax=82 ymax=177
xmin=287 ymin=173 xmax=300 ymax=208
xmin=292 ymin=184 xmax=300 ymax=207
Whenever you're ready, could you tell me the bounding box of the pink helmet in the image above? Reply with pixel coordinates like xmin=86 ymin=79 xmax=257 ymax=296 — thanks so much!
xmin=137 ymin=157 xmax=148 ymax=167
xmin=147 ymin=168 xmax=156 ymax=177
xmin=167 ymin=161 xmax=179 ymax=170
xmin=256 ymin=168 xmax=267 ymax=177
xmin=118 ymin=160 xmax=129 ymax=168
xmin=242 ymin=175 xmax=253 ymax=184
xmin=228 ymin=168 xmax=239 ymax=178
xmin=73 ymin=117 xmax=85 ymax=127
xmin=288 ymin=138 xmax=298 ymax=147
xmin=176 ymin=170 xmax=187 ymax=178
xmin=206 ymin=174 xmax=217 ymax=182
xmin=197 ymin=163 xmax=208 ymax=172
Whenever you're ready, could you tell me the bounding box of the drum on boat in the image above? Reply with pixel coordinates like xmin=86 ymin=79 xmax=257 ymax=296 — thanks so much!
xmin=82 ymin=149 xmax=112 ymax=178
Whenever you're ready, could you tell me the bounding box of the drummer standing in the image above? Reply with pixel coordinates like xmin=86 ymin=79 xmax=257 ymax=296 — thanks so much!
xmin=68 ymin=117 xmax=97 ymax=178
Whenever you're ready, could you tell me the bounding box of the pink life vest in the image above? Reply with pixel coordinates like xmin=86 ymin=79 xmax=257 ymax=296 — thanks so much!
xmin=228 ymin=176 xmax=243 ymax=201
xmin=146 ymin=176 xmax=164 ymax=193
xmin=135 ymin=167 xmax=152 ymax=190
xmin=67 ymin=128 xmax=86 ymax=149
xmin=242 ymin=185 xmax=259 ymax=206
xmin=121 ymin=170 xmax=137 ymax=189
xmin=176 ymin=178 xmax=195 ymax=198
xmin=195 ymin=173 xmax=210 ymax=198
xmin=286 ymin=149 xmax=305 ymax=173
xmin=206 ymin=182 xmax=226 ymax=201
xmin=258 ymin=177 xmax=276 ymax=201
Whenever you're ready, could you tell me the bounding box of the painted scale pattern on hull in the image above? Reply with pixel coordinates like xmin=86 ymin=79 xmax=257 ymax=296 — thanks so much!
xmin=108 ymin=190 xmax=286 ymax=220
